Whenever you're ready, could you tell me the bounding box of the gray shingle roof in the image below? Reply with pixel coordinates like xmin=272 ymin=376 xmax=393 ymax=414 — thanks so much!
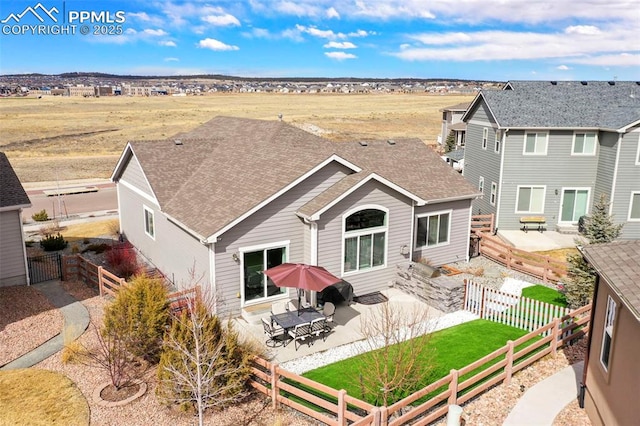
xmin=440 ymin=101 xmax=471 ymax=112
xmin=122 ymin=117 xmax=478 ymax=239
xmin=476 ymin=81 xmax=640 ymax=130
xmin=0 ymin=152 xmax=31 ymax=209
xmin=582 ymin=240 xmax=640 ymax=321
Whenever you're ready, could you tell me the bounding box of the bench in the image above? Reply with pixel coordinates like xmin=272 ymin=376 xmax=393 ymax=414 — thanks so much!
xmin=520 ymin=216 xmax=546 ymax=233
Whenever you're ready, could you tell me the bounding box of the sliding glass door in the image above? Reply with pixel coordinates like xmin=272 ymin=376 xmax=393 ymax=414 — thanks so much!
xmin=560 ymin=189 xmax=589 ymax=223
xmin=243 ymin=246 xmax=287 ymax=303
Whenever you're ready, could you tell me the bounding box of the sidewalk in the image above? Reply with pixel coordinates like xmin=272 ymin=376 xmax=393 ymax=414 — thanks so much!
xmin=0 ymin=280 xmax=90 ymax=370
xmin=503 ymin=361 xmax=584 ymax=425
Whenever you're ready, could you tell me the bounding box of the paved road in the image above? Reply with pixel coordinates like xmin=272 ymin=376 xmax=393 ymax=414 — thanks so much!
xmin=23 ymin=182 xmax=117 ymax=220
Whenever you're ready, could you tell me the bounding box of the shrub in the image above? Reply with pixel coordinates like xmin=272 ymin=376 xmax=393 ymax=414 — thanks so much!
xmin=105 ymin=245 xmax=140 ymax=279
xmin=102 ymin=275 xmax=170 ymax=363
xmin=31 ymin=209 xmax=49 ymax=222
xmin=82 ymin=243 xmax=111 ymax=254
xmin=40 ymin=233 xmax=68 ymax=251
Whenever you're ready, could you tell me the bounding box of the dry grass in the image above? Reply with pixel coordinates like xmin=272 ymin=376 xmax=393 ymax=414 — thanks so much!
xmin=59 ymin=219 xmax=120 ymax=241
xmin=533 ymin=248 xmax=579 ymax=262
xmin=0 ymin=93 xmax=473 ymax=182
xmin=0 ymin=368 xmax=90 ymax=426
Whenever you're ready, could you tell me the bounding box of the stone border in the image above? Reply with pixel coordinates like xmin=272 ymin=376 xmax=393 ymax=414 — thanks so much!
xmin=93 ymin=379 xmax=147 ymax=407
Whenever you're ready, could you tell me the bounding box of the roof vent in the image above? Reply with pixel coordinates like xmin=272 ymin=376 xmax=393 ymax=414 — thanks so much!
xmin=359 ymin=141 xmax=368 ymax=147
xmin=550 ymin=81 xmax=557 ymax=85
xmin=581 ymin=81 xmax=588 ymax=85
xmin=174 ymin=139 xmax=183 ymax=145
xmin=387 ymin=139 xmax=396 ymax=145
xmin=608 ymin=81 xmax=616 ymax=86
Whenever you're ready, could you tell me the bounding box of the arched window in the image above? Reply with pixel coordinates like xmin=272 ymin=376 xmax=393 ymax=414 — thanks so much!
xmin=343 ymin=208 xmax=387 ymax=273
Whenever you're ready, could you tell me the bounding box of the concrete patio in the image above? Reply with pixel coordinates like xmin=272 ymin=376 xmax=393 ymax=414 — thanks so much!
xmin=233 ymin=288 xmax=447 ymax=364
xmin=498 ymin=230 xmax=585 ymax=252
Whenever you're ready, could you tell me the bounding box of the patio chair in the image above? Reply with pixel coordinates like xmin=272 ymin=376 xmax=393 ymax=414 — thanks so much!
xmin=322 ymin=302 xmax=335 ymax=331
xmin=310 ymin=317 xmax=327 ymax=342
xmin=287 ymin=322 xmax=312 ymax=351
xmin=271 ymin=301 xmax=288 ymax=315
xmin=261 ymin=318 xmax=286 ymax=348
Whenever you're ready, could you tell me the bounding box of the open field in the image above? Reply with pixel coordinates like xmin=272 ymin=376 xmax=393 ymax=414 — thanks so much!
xmin=0 ymin=93 xmax=473 ymax=182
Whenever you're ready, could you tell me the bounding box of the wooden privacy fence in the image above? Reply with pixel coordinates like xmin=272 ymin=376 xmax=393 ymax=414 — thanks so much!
xmin=476 ymin=232 xmax=567 ymax=282
xmin=470 ymin=214 xmax=495 ymax=234
xmin=463 ymin=280 xmax=571 ymax=335
xmin=249 ymin=303 xmax=591 ymax=426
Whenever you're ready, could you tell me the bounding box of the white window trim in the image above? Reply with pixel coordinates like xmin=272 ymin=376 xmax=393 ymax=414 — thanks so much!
xmin=143 ymin=205 xmax=155 ymax=240
xmin=479 ymin=176 xmax=484 ymax=194
xmin=482 ymin=127 xmax=488 ymax=150
xmin=628 ymin=191 xmax=640 ymax=221
xmin=515 ymin=185 xmax=547 ymax=214
xmin=599 ymin=295 xmax=616 ymax=372
xmin=415 ymin=209 xmax=453 ymax=249
xmin=490 ymin=182 xmax=497 ymax=206
xmin=523 ymin=132 xmax=548 ymax=156
xmin=571 ymin=132 xmax=597 ymax=156
xmin=239 ymin=240 xmax=290 ymax=307
xmin=494 ymin=129 xmax=501 ymax=153
xmin=341 ymin=205 xmax=389 ymax=277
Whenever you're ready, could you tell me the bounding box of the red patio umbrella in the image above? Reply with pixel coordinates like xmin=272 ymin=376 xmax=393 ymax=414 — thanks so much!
xmin=263 ymin=263 xmax=341 ymax=314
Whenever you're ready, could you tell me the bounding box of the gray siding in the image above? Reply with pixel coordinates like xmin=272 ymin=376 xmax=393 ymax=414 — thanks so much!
xmin=611 ymin=129 xmax=640 ymax=239
xmin=118 ymin=184 xmax=210 ymax=290
xmin=413 ymin=199 xmax=471 ymax=265
xmin=316 ymin=180 xmax=413 ymax=297
xmin=0 ymin=210 xmax=27 ymax=286
xmin=120 ymin=154 xmax=154 ymax=196
xmin=214 ymin=162 xmax=352 ymax=315
xmin=594 ymin=132 xmax=618 ymax=203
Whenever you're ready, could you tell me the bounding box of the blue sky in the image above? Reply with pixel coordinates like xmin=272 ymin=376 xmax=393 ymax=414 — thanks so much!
xmin=1 ymin=0 xmax=639 ymax=80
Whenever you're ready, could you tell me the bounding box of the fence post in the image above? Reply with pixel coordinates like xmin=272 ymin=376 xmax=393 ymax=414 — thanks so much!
xmin=448 ymin=369 xmax=459 ymax=405
xmin=490 ymin=213 xmax=495 ymax=234
xmin=462 ymin=279 xmax=468 ymax=311
xmin=370 ymin=407 xmax=381 ymax=426
xmin=271 ymin=363 xmax=279 ymax=409
xmin=551 ymin=318 xmax=559 ymax=357
xmin=505 ymin=340 xmax=515 ymax=384
xmin=337 ymin=389 xmax=347 ymax=426
xmin=98 ymin=266 xmax=104 ymax=297
xmin=479 ymin=287 xmax=485 ymax=319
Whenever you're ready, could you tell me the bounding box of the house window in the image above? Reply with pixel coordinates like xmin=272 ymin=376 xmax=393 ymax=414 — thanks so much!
xmin=143 ymin=206 xmax=155 ymax=239
xmin=490 ymin=182 xmax=497 ymax=206
xmin=479 ymin=176 xmax=484 ymax=193
xmin=495 ymin=130 xmax=501 ymax=153
xmin=516 ymin=186 xmax=545 ymax=214
xmin=482 ymin=128 xmax=488 ymax=150
xmin=242 ymin=244 xmax=288 ymax=302
xmin=572 ymin=132 xmax=597 ymax=155
xmin=629 ymin=192 xmax=640 ymax=220
xmin=343 ymin=208 xmax=387 ymax=274
xmin=600 ymin=295 xmax=616 ymax=371
xmin=524 ymin=132 xmax=548 ymax=155
xmin=416 ymin=211 xmax=451 ymax=248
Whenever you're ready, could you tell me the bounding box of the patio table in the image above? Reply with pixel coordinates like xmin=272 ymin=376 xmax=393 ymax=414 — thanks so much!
xmin=271 ymin=307 xmax=324 ymax=332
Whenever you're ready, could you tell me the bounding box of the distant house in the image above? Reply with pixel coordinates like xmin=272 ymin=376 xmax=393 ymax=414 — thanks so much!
xmin=581 ymin=240 xmax=640 ymax=426
xmin=462 ymin=81 xmax=640 ymax=238
xmin=111 ymin=117 xmax=479 ymax=319
xmin=439 ymin=101 xmax=470 ymax=146
xmin=441 ymin=148 xmax=464 ymax=173
xmin=0 ymin=153 xmax=31 ymax=286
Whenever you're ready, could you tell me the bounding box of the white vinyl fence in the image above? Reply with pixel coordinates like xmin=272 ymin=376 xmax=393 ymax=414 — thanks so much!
xmin=463 ymin=280 xmax=571 ymax=335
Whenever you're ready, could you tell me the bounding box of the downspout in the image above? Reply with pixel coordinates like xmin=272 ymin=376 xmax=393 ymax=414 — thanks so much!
xmin=495 ymin=128 xmax=508 ymax=231
xmin=208 ymin=241 xmax=217 ymax=314
xmin=309 ymin=220 xmax=319 ymax=306
xmin=578 ymin=247 xmax=598 ymax=408
xmin=409 ymin=202 xmax=415 ymax=262
xmin=19 ymin=208 xmax=30 ymax=285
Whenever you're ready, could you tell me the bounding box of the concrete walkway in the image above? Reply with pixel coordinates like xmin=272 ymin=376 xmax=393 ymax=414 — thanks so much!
xmin=0 ymin=280 xmax=90 ymax=370
xmin=503 ymin=361 xmax=584 ymax=425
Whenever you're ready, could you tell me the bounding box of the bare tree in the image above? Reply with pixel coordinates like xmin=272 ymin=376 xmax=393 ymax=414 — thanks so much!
xmin=157 ymin=291 xmax=256 ymax=426
xmin=355 ymin=301 xmax=436 ymax=406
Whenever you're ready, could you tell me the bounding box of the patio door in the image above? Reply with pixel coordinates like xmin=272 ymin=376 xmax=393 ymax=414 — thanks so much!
xmin=560 ymin=189 xmax=589 ymax=223
xmin=242 ymin=246 xmax=287 ymax=303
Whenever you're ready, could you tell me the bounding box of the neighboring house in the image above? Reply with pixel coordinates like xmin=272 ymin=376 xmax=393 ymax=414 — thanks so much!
xmin=462 ymin=81 xmax=640 ymax=238
xmin=439 ymin=101 xmax=470 ymax=147
xmin=581 ymin=240 xmax=640 ymax=426
xmin=0 ymin=153 xmax=31 ymax=286
xmin=111 ymin=117 xmax=479 ymax=318
xmin=441 ymin=148 xmax=464 ymax=173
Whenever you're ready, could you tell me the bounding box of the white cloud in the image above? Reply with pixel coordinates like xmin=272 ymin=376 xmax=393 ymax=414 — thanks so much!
xmin=325 ymin=51 xmax=357 ymax=60
xmin=143 ymin=29 xmax=168 ymax=36
xmin=296 ymin=24 xmax=342 ymax=39
xmin=197 ymin=38 xmax=239 ymax=51
xmin=202 ymin=13 xmax=241 ymax=26
xmin=324 ymin=41 xmax=356 ymax=49
xmin=557 ymin=65 xmax=570 ymax=70
xmin=159 ymin=40 xmax=177 ymax=47
xmin=567 ymin=53 xmax=640 ymax=67
xmin=565 ymin=25 xmax=601 ymax=35
xmin=326 ymin=7 xmax=340 ymax=19
xmin=275 ymin=1 xmax=321 ymax=17
xmin=164 ymin=57 xmax=179 ymax=62
xmin=282 ymin=27 xmax=305 ymax=42
xmin=243 ymin=28 xmax=272 ymax=38
xmin=128 ymin=12 xmax=152 ymax=22
xmin=348 ymin=29 xmax=374 ymax=38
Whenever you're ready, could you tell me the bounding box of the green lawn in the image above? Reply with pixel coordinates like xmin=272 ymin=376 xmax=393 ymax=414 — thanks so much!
xmin=521 ymin=285 xmax=568 ymax=307
xmin=302 ymin=319 xmax=533 ymax=405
